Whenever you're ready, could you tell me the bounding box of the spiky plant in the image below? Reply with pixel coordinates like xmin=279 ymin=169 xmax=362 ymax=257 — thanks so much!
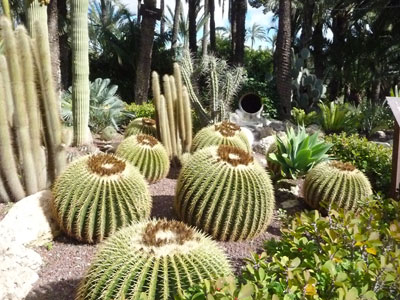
xmin=124 ymin=117 xmax=157 ymax=138
xmin=175 ymin=145 xmax=275 ymax=241
xmin=303 ymin=160 xmax=373 ymax=211
xmin=191 ymin=121 xmax=251 ymax=153
xmin=116 ymin=134 xmax=170 ymax=183
xmin=76 ymin=219 xmax=232 ymax=300
xmin=51 ymin=153 xmax=151 ymax=243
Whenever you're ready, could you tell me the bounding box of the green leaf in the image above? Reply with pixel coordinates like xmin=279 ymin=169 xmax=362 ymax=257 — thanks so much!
xmin=345 ymin=287 xmax=359 ymax=300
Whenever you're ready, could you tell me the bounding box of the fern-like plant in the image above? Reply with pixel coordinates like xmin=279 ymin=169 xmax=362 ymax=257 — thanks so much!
xmin=318 ymin=101 xmax=351 ymax=134
xmin=116 ymin=134 xmax=170 ymax=183
xmin=191 ymin=121 xmax=251 ymax=153
xmin=124 ymin=117 xmax=157 ymax=138
xmin=267 ymin=127 xmax=332 ymax=178
xmin=175 ymin=145 xmax=275 ymax=241
xmin=76 ymin=219 xmax=232 ymax=300
xmin=303 ymin=160 xmax=373 ymax=211
xmin=51 ymin=153 xmax=151 ymax=243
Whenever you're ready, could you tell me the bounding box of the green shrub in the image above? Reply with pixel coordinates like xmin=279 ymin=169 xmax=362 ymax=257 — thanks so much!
xmin=318 ymin=101 xmax=351 ymax=134
xmin=304 ymin=160 xmax=373 ymax=211
xmin=267 ymin=127 xmax=332 ymax=179
xmin=175 ymin=144 xmax=275 ymax=241
xmin=291 ymin=107 xmax=318 ymax=126
xmin=325 ymin=133 xmax=392 ymax=193
xmin=179 ymin=197 xmax=400 ymax=300
xmin=124 ymin=101 xmax=155 ymax=119
xmin=77 ymin=219 xmax=232 ymax=300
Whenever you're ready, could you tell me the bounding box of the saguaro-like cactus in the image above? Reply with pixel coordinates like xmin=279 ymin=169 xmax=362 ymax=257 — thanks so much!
xmin=175 ymin=145 xmax=275 ymax=241
xmin=77 ymin=219 xmax=232 ymax=299
xmin=71 ymin=0 xmax=91 ymax=146
xmin=303 ymin=160 xmax=373 ymax=211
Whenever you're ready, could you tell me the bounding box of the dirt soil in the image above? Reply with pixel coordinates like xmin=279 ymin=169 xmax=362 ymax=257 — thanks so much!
xmin=25 ymin=165 xmax=306 ymax=300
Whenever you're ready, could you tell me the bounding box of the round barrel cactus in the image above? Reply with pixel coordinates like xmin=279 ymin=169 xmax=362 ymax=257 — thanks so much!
xmin=116 ymin=134 xmax=170 ymax=183
xmin=125 ymin=117 xmax=157 ymax=138
xmin=303 ymin=160 xmax=373 ymax=211
xmin=76 ymin=219 xmax=232 ymax=300
xmin=175 ymin=145 xmax=275 ymax=241
xmin=51 ymin=153 xmax=151 ymax=243
xmin=191 ymin=121 xmax=251 ymax=153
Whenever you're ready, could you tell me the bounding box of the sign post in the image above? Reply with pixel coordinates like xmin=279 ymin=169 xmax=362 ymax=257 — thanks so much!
xmin=387 ymin=97 xmax=400 ymax=199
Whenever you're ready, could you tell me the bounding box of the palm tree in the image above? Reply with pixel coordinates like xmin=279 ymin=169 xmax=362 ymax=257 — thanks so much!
xmin=171 ymin=0 xmax=181 ymax=55
xmin=246 ymin=23 xmax=267 ymax=49
xmin=230 ymin=0 xmax=247 ymax=65
xmin=47 ymin=0 xmax=61 ymax=92
xmin=276 ymin=0 xmax=292 ymax=119
xmin=188 ymin=0 xmax=200 ymax=54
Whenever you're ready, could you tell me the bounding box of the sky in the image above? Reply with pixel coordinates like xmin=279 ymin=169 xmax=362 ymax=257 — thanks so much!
xmin=120 ymin=0 xmax=275 ymax=49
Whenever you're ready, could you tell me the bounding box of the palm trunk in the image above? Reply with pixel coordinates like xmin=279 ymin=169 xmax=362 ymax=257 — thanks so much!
xmin=209 ymin=0 xmax=216 ymax=52
xmin=311 ymin=21 xmax=324 ymax=79
xmin=58 ymin=0 xmax=69 ymax=90
xmin=188 ymin=0 xmax=198 ymax=54
xmin=71 ymin=0 xmax=91 ymax=145
xmin=47 ymin=0 xmax=61 ymax=93
xmin=231 ymin=0 xmax=246 ymax=65
xmin=299 ymin=0 xmax=314 ymax=50
xmin=202 ymin=0 xmax=209 ymax=57
xmin=276 ymin=0 xmax=292 ymax=119
xmin=171 ymin=0 xmax=181 ymax=55
xmin=134 ymin=0 xmax=158 ymax=104
xmin=160 ymin=0 xmax=165 ymax=35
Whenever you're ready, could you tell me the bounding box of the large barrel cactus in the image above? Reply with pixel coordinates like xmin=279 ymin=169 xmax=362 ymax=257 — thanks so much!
xmin=303 ymin=160 xmax=373 ymax=211
xmin=175 ymin=145 xmax=275 ymax=241
xmin=76 ymin=219 xmax=232 ymax=300
xmin=191 ymin=121 xmax=251 ymax=153
xmin=125 ymin=117 xmax=157 ymax=138
xmin=116 ymin=134 xmax=170 ymax=183
xmin=52 ymin=153 xmax=151 ymax=243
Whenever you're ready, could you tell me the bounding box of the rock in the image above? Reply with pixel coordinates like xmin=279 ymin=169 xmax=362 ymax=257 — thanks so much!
xmin=268 ymin=119 xmax=285 ymax=132
xmin=372 ymin=141 xmax=391 ymax=148
xmin=372 ymin=130 xmax=386 ymax=141
xmin=100 ymin=126 xmax=118 ymax=141
xmin=283 ymin=120 xmax=296 ymax=131
xmin=306 ymin=124 xmax=324 ymax=137
xmin=280 ymin=199 xmax=301 ymax=209
xmin=0 ymin=242 xmax=42 ymax=300
xmin=258 ymin=126 xmax=276 ymax=138
xmin=0 ymin=190 xmax=59 ymax=247
xmin=253 ymin=135 xmax=276 ymax=155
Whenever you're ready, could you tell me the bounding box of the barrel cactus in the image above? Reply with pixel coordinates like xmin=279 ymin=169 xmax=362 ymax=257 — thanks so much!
xmin=125 ymin=117 xmax=157 ymax=138
xmin=303 ymin=160 xmax=373 ymax=211
xmin=116 ymin=134 xmax=170 ymax=183
xmin=175 ymin=144 xmax=275 ymax=241
xmin=191 ymin=121 xmax=251 ymax=153
xmin=76 ymin=219 xmax=232 ymax=300
xmin=51 ymin=153 xmax=151 ymax=243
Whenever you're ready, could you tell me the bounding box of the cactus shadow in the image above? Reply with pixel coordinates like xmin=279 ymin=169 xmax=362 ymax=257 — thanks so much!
xmin=25 ymin=278 xmax=81 ymax=300
xmin=151 ymin=195 xmax=178 ymax=220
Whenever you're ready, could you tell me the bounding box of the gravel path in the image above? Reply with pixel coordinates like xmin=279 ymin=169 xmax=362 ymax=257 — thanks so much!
xmin=25 ymin=165 xmax=305 ymax=300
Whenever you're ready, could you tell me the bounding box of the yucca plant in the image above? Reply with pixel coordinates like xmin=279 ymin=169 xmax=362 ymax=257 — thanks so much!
xmin=76 ymin=219 xmax=232 ymax=300
xmin=175 ymin=144 xmax=275 ymax=241
xmin=318 ymin=101 xmax=351 ymax=134
xmin=267 ymin=126 xmax=332 ymax=179
xmin=52 ymin=153 xmax=151 ymax=243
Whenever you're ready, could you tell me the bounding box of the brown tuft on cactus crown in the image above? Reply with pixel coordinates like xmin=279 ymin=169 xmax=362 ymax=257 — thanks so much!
xmin=143 ymin=117 xmax=156 ymax=126
xmin=217 ymin=144 xmax=253 ymax=166
xmin=330 ymin=160 xmax=356 ymax=171
xmin=142 ymin=219 xmax=198 ymax=247
xmin=219 ymin=121 xmax=240 ymax=131
xmin=88 ymin=154 xmax=126 ymax=176
xmin=137 ymin=134 xmax=158 ymax=147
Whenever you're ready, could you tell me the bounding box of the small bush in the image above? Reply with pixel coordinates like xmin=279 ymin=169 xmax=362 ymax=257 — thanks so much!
xmin=325 ymin=133 xmax=392 ymax=193
xmin=318 ymin=101 xmax=351 ymax=134
xmin=124 ymin=102 xmax=155 ymax=119
xmin=180 ymin=197 xmax=400 ymax=300
xmin=291 ymin=107 xmax=318 ymax=126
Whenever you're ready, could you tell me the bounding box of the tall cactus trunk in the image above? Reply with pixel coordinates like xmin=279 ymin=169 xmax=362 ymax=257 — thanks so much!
xmin=24 ymin=0 xmax=48 ymax=37
xmin=71 ymin=0 xmax=91 ymax=146
xmin=1 ymin=0 xmax=11 ymax=20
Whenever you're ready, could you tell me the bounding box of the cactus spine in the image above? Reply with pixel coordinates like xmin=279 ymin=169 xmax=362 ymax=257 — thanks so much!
xmin=0 ymin=56 xmax=13 ymax=125
xmin=163 ymin=75 xmax=177 ymax=156
xmin=77 ymin=219 xmax=232 ymax=300
xmin=175 ymin=145 xmax=275 ymax=241
xmin=303 ymin=161 xmax=373 ymax=212
xmin=71 ymin=0 xmax=91 ymax=146
xmin=116 ymin=134 xmax=170 ymax=183
xmin=52 ymin=154 xmax=152 ymax=243
xmin=125 ymin=118 xmax=157 ymax=138
xmin=182 ymin=87 xmax=193 ymax=152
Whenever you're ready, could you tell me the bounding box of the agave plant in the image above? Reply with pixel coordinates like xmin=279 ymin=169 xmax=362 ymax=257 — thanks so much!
xmin=61 ymin=78 xmax=133 ymax=133
xmin=267 ymin=126 xmax=332 ymax=179
xmin=318 ymin=101 xmax=351 ymax=134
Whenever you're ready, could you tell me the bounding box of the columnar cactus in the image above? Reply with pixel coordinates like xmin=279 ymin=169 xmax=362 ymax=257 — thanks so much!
xmin=76 ymin=219 xmax=232 ymax=300
xmin=116 ymin=134 xmax=170 ymax=183
xmin=24 ymin=0 xmax=49 ymax=37
xmin=191 ymin=121 xmax=251 ymax=153
xmin=303 ymin=160 xmax=373 ymax=211
xmin=52 ymin=153 xmax=151 ymax=243
xmin=125 ymin=117 xmax=157 ymax=138
xmin=71 ymin=0 xmax=91 ymax=146
xmin=175 ymin=145 xmax=275 ymax=241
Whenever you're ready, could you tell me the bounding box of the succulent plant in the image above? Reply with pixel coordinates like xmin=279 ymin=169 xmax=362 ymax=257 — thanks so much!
xmin=191 ymin=121 xmax=251 ymax=153
xmin=76 ymin=219 xmax=232 ymax=300
xmin=175 ymin=145 xmax=275 ymax=241
xmin=51 ymin=153 xmax=151 ymax=243
xmin=124 ymin=117 xmax=157 ymax=138
xmin=303 ymin=160 xmax=373 ymax=211
xmin=116 ymin=134 xmax=170 ymax=183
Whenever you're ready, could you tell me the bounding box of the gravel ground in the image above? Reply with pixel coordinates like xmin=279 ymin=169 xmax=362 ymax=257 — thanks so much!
xmin=25 ymin=164 xmax=306 ymax=300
